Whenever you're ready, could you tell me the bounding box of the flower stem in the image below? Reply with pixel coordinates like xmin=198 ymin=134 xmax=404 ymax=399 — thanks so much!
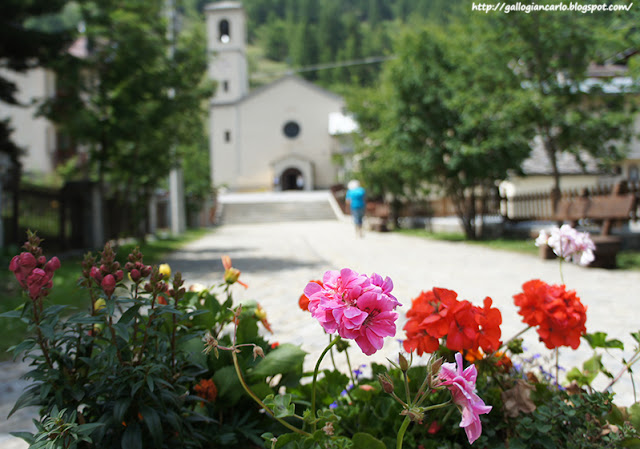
xmin=396 ymin=416 xmax=411 ymax=449
xmin=605 ymin=349 xmax=640 ymax=391
xmin=555 ymin=347 xmax=559 ymax=388
xmin=230 ymin=347 xmax=310 ymax=436
xmin=499 ymin=325 xmax=533 ymax=351
xmin=311 ymin=336 xmax=340 ymax=432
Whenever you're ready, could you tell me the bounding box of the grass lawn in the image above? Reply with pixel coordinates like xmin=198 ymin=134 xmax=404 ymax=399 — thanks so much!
xmin=397 ymin=228 xmax=640 ymax=270
xmin=0 ymin=228 xmax=211 ymax=361
xmin=397 ymin=228 xmax=539 ymax=255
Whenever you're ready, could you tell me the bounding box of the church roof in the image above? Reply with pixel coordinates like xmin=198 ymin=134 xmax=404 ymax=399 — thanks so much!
xmin=241 ymin=74 xmax=343 ymax=105
xmin=204 ymin=1 xmax=243 ymax=11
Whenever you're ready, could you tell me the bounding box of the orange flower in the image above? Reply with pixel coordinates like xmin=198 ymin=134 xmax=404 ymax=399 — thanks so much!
xmin=298 ymin=280 xmax=322 ymax=311
xmin=464 ymin=348 xmax=484 ymax=363
xmin=255 ymin=303 xmax=273 ymax=333
xmin=495 ymin=351 xmax=513 ymax=372
xmin=194 ymin=378 xmax=218 ymax=402
xmin=221 ymin=255 xmax=248 ymax=288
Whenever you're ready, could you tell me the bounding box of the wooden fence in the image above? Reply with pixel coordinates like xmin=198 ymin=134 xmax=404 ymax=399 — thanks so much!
xmin=331 ymin=180 xmax=639 ymax=224
xmin=503 ymin=180 xmax=640 ymax=222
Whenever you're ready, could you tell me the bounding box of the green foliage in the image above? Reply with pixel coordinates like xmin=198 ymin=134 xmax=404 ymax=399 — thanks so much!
xmin=2 ymin=235 xmax=302 ymax=448
xmin=350 ymin=18 xmax=535 ymax=238
xmin=39 ymin=0 xmax=214 ymax=237
xmin=247 ymin=0 xmax=462 ymax=88
xmin=0 ymin=0 xmax=74 ymax=164
xmin=491 ymin=0 xmax=636 ymax=192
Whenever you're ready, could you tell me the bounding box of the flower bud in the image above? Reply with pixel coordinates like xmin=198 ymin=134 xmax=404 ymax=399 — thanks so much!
xmin=378 ymin=373 xmax=394 ymax=394
xmin=90 ymin=266 xmax=102 ymax=282
xmin=115 ymin=270 xmax=124 ymax=282
xmin=398 ymin=353 xmax=409 ymax=372
xmin=37 ymin=256 xmax=46 ymax=265
xmin=101 ymin=274 xmax=116 ymax=297
xmin=159 ymin=263 xmax=171 ymax=280
xmin=130 ymin=269 xmax=141 ymax=282
xmin=252 ymin=346 xmax=265 ymax=360
xmin=430 ymin=357 xmax=443 ymax=376
xmin=224 ymin=267 xmax=241 ymax=285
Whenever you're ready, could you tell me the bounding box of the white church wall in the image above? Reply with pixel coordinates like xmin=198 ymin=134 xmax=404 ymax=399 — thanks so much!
xmin=211 ymin=104 xmax=241 ymax=189
xmin=238 ymin=77 xmax=343 ymax=190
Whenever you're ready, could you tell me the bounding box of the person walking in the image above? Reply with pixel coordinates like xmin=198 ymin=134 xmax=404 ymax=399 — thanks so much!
xmin=346 ymin=180 xmax=366 ymax=238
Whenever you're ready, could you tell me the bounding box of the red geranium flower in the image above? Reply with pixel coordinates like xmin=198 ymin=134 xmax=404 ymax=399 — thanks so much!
xmin=404 ymin=288 xmax=502 ymax=355
xmin=513 ymin=280 xmax=586 ymax=350
xmin=475 ymin=297 xmax=502 ymax=353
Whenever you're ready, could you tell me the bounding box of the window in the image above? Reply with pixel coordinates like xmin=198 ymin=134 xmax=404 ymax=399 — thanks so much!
xmin=224 ymin=130 xmax=231 ymax=142
xmin=629 ymin=165 xmax=639 ymax=182
xmin=223 ymin=80 xmax=229 ymax=92
xmin=283 ymin=121 xmax=300 ymax=139
xmin=219 ymin=19 xmax=230 ymax=43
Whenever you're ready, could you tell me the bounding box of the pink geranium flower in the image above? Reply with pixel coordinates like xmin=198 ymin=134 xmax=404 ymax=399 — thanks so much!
xmin=303 ymin=268 xmax=400 ymax=355
xmin=439 ymin=352 xmax=492 ymax=444
xmin=535 ymin=225 xmax=595 ymax=266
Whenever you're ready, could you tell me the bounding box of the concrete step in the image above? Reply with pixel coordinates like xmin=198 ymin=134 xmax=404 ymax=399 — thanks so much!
xmin=220 ymin=200 xmax=337 ymax=224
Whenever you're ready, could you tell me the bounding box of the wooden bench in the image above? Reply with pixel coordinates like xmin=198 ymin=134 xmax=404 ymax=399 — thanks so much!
xmin=366 ymin=202 xmax=391 ymax=232
xmin=544 ymin=182 xmax=637 ymax=268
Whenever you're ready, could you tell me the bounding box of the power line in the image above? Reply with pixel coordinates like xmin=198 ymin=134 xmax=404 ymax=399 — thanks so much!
xmin=250 ymin=55 xmax=395 ymax=80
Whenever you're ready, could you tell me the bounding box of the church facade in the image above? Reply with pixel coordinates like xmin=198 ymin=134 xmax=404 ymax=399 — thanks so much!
xmin=205 ymin=1 xmax=353 ymax=192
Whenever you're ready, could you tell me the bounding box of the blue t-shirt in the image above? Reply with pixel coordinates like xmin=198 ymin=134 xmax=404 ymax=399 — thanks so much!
xmin=346 ymin=186 xmax=366 ymax=209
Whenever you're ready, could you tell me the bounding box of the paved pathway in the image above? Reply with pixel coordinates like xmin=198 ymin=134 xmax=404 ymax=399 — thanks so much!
xmin=2 ymin=219 xmax=639 ymax=447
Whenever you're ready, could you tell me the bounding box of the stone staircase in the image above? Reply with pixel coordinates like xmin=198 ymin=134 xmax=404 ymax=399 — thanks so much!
xmin=218 ymin=191 xmax=341 ymax=224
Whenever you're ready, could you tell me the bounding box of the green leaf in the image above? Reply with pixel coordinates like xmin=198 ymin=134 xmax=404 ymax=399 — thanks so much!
xmin=628 ymin=403 xmax=640 ymax=431
xmin=584 ymin=332 xmax=624 ymax=350
xmin=621 ymin=437 xmax=640 ymax=448
xmin=146 ymin=376 xmax=155 ymax=393
xmin=74 ymin=423 xmax=104 ymax=435
xmin=8 ymin=386 xmax=40 ymax=418
xmin=9 ymin=431 xmax=35 ymax=444
xmin=0 ymin=310 xmax=24 ymax=319
xmin=263 ymin=394 xmax=295 ymax=419
xmin=113 ymin=322 xmax=130 ymax=341
xmin=113 ymin=398 xmax=131 ymax=423
xmin=352 ymin=432 xmax=386 ymax=449
xmin=121 ymin=423 xmax=142 ymax=449
xmin=250 ymin=344 xmax=306 ymax=379
xmin=608 ymin=404 xmax=626 ymax=426
xmin=140 ymin=405 xmax=162 ymax=447
xmin=119 ymin=304 xmax=141 ymax=324
xmin=213 ymin=366 xmax=244 ymax=406
xmin=566 ymin=366 xmax=589 ymax=385
xmin=582 ymin=354 xmax=603 ymax=384
xmin=8 ymin=339 xmax=36 ymax=356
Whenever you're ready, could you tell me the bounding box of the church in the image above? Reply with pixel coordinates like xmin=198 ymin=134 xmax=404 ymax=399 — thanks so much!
xmin=205 ymin=1 xmax=355 ymax=192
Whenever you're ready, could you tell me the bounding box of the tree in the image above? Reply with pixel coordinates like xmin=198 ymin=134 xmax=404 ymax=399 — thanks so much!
xmin=0 ymin=0 xmax=73 ymax=168
xmin=493 ymin=0 xmax=636 ymax=202
xmin=40 ymin=0 xmax=213 ymax=238
xmin=349 ymin=22 xmax=535 ymax=239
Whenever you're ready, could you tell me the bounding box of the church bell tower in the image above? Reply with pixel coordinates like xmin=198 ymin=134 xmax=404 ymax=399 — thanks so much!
xmin=205 ymin=1 xmax=248 ymax=104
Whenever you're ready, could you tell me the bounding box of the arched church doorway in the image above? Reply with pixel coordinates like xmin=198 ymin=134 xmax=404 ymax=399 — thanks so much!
xmin=281 ymin=167 xmax=304 ymax=190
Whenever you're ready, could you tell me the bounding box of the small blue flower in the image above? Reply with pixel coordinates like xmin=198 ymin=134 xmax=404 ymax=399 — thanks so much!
xmin=329 ymin=401 xmax=338 ymax=409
